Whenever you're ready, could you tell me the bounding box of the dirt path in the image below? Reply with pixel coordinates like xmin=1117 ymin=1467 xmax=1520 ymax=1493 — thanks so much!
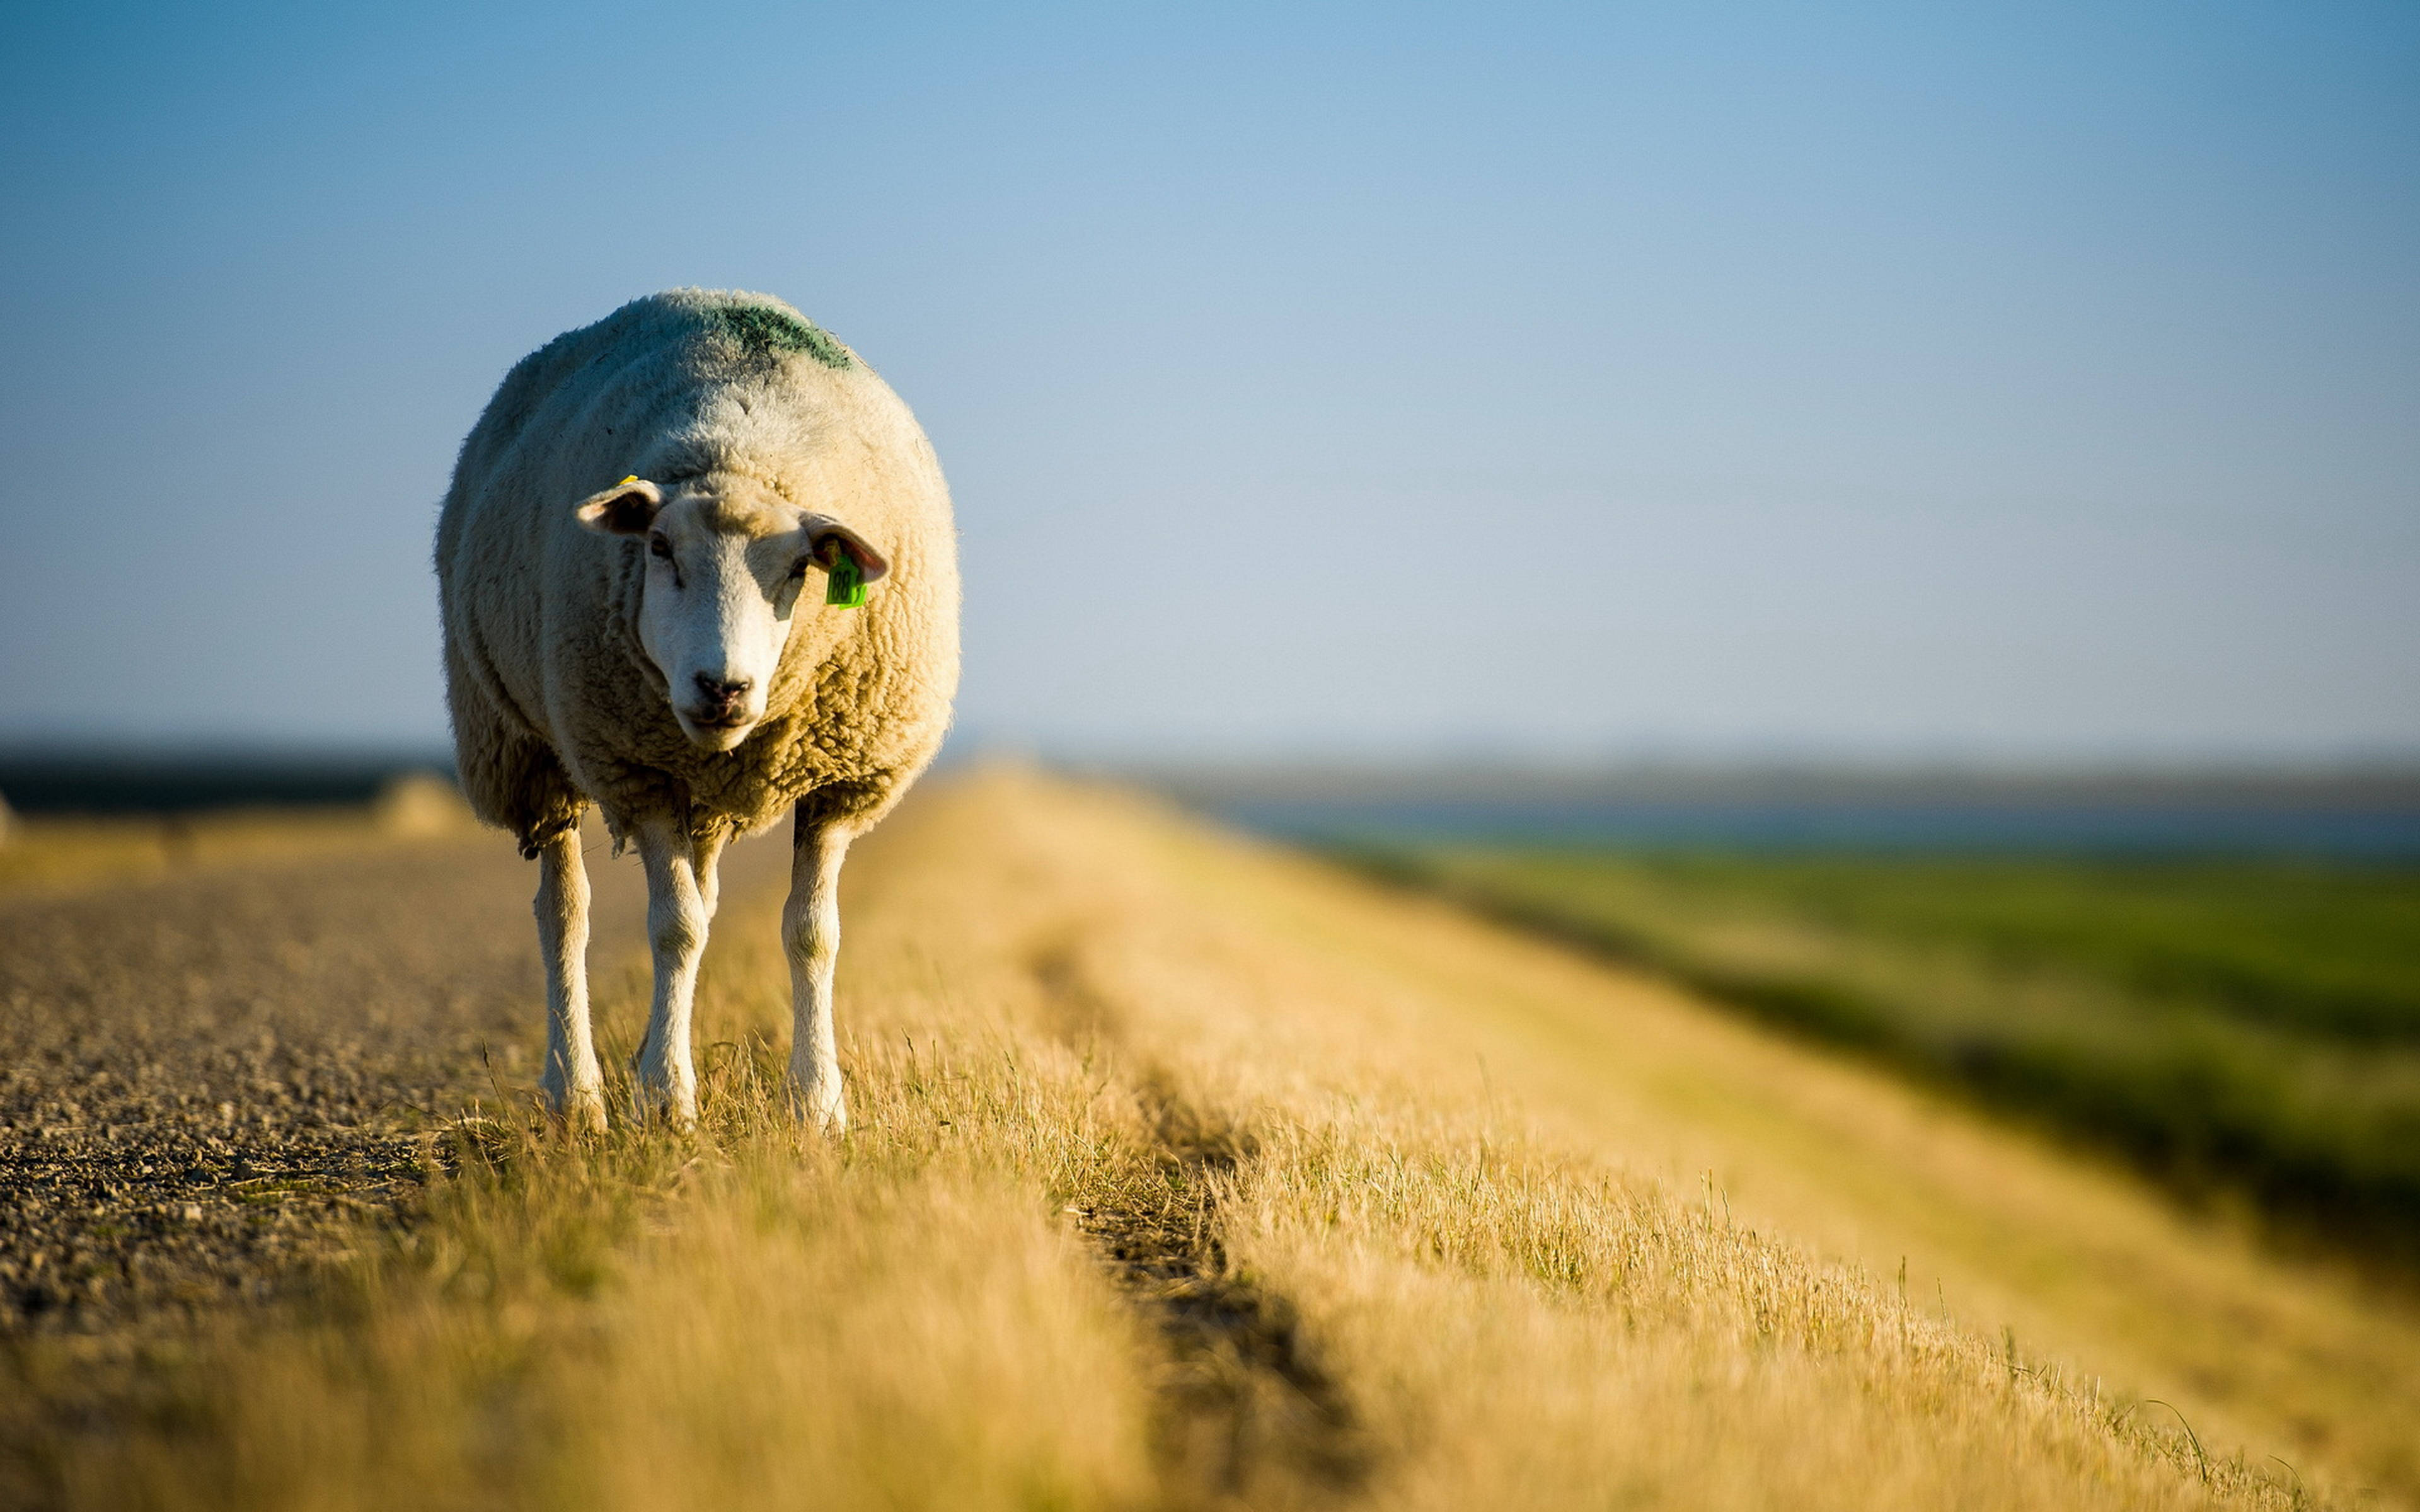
xmin=0 ymin=823 xmax=782 ymax=1332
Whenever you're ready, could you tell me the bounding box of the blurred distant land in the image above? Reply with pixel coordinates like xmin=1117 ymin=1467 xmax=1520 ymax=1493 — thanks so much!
xmin=9 ymin=748 xmax=2420 ymax=858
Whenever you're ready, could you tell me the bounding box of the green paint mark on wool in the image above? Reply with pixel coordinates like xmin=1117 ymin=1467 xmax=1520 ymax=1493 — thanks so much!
xmin=703 ymin=304 xmax=854 ymax=369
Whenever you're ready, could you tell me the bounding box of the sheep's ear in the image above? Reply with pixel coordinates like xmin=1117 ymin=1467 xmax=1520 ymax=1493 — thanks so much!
xmin=573 ymin=478 xmax=665 ymax=536
xmin=804 ymin=516 xmax=889 ymax=585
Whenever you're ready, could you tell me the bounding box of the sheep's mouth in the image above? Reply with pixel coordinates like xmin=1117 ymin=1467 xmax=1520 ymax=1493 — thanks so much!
xmin=677 ymin=707 xmax=758 ymax=750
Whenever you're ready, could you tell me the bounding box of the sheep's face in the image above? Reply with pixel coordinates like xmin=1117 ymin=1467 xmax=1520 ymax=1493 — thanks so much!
xmin=575 ymin=478 xmax=887 ymax=752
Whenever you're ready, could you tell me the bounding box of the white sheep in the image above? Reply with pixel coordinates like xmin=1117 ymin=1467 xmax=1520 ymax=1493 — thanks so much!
xmin=435 ymin=290 xmax=959 ymax=1130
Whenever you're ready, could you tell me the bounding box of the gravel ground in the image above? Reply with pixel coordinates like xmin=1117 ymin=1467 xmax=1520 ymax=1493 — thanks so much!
xmin=0 ymin=826 xmax=690 ymax=1335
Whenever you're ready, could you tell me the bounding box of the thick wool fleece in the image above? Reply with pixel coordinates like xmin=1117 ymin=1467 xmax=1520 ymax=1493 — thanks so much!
xmin=435 ymin=289 xmax=961 ymax=854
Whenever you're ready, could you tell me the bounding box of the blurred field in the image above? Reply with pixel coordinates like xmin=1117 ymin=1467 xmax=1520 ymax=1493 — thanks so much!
xmin=4 ymin=771 xmax=2416 ymax=1508
xmin=1343 ymin=845 xmax=2420 ymax=1266
xmin=0 ymin=774 xmax=471 ymax=895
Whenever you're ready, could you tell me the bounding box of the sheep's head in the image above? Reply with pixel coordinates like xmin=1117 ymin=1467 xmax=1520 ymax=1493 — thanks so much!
xmin=575 ymin=476 xmax=887 ymax=752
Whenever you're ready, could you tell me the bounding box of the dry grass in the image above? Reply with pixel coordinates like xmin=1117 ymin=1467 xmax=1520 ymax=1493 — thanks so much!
xmin=6 ymin=767 xmax=2390 ymax=1508
xmin=1129 ymin=800 xmax=2420 ymax=1506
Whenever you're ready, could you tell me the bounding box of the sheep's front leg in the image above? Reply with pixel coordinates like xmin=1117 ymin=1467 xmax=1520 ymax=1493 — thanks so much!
xmin=785 ymin=812 xmax=855 ymax=1130
xmin=694 ymin=825 xmax=729 ymax=923
xmin=534 ymin=828 xmax=605 ymax=1131
xmin=633 ymin=816 xmax=710 ymax=1127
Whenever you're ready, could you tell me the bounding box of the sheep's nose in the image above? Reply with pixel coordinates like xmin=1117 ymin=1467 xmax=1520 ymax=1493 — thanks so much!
xmin=694 ymin=672 xmax=752 ymax=707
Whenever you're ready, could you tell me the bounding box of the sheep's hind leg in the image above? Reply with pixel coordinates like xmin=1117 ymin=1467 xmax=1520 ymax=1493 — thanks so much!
xmin=535 ymin=827 xmax=606 ymax=1131
xmin=784 ymin=813 xmax=855 ymax=1131
xmin=632 ymin=815 xmax=710 ymax=1128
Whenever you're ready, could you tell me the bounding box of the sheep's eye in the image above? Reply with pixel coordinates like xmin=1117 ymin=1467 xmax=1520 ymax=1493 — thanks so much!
xmin=648 ymin=536 xmax=672 ymax=560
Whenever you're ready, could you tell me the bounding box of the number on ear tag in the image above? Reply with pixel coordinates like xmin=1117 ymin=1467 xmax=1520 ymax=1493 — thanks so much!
xmin=825 ymin=551 xmax=867 ymax=608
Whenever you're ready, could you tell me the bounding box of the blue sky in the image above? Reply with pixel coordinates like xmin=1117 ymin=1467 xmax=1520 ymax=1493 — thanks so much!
xmin=2 ymin=1 xmax=2414 ymax=762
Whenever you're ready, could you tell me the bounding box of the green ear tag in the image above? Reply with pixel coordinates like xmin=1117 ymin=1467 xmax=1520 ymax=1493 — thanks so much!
xmin=824 ymin=551 xmax=868 ymax=608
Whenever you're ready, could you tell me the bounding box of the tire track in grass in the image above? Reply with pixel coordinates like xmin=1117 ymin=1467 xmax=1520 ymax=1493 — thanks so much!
xmin=1031 ymin=941 xmax=1371 ymax=1509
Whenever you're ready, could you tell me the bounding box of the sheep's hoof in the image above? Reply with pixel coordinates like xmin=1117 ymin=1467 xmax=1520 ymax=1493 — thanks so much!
xmin=556 ymin=1092 xmax=608 ymax=1135
xmin=650 ymin=1097 xmax=698 ymax=1133
xmin=630 ymin=1080 xmax=698 ymax=1132
xmin=788 ymin=1074 xmax=848 ymax=1133
xmin=541 ymin=1075 xmax=609 ymax=1135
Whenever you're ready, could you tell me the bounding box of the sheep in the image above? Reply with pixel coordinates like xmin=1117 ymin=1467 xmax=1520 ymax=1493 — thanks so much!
xmin=435 ymin=290 xmax=960 ymax=1131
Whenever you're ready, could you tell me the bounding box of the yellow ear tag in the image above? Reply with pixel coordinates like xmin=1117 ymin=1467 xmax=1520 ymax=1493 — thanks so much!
xmin=619 ymin=475 xmax=640 ymax=486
